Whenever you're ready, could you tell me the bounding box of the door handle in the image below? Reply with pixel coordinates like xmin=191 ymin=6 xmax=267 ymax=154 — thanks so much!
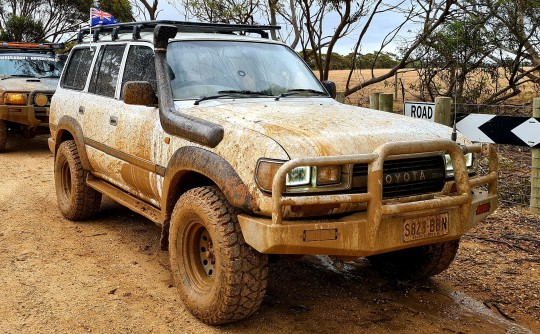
xmin=110 ymin=116 xmax=118 ymax=126
xmin=78 ymin=106 xmax=84 ymax=114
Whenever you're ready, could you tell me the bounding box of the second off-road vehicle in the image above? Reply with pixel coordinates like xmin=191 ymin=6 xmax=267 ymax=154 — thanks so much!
xmin=49 ymin=21 xmax=498 ymax=324
xmin=0 ymin=42 xmax=64 ymax=151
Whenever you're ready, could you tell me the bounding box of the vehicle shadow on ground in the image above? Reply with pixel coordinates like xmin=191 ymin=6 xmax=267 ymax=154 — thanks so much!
xmin=4 ymin=134 xmax=50 ymax=154
xmin=82 ymin=198 xmax=526 ymax=333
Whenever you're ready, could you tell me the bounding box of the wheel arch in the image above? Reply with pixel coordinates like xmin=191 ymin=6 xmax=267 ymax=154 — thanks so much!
xmin=161 ymin=146 xmax=259 ymax=219
xmin=159 ymin=146 xmax=258 ymax=251
xmin=54 ymin=115 xmax=92 ymax=171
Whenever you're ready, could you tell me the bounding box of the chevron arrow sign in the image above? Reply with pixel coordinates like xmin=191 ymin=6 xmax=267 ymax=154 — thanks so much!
xmin=456 ymin=113 xmax=540 ymax=148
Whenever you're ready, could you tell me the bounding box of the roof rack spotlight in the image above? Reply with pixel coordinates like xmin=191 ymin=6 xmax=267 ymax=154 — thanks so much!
xmin=133 ymin=25 xmax=142 ymax=40
xmin=111 ymin=27 xmax=119 ymax=41
xmin=77 ymin=20 xmax=280 ymax=42
xmin=93 ymin=29 xmax=100 ymax=42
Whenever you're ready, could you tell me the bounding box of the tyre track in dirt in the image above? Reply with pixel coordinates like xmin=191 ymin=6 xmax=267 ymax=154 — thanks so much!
xmin=0 ymin=135 xmax=535 ymax=333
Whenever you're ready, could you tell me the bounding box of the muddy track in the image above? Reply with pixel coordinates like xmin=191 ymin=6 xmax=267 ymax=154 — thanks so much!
xmin=0 ymin=135 xmax=537 ymax=334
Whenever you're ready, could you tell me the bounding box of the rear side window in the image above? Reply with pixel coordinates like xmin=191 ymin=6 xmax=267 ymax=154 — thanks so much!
xmin=61 ymin=47 xmax=95 ymax=90
xmin=121 ymin=45 xmax=157 ymax=97
xmin=89 ymin=44 xmax=125 ymax=98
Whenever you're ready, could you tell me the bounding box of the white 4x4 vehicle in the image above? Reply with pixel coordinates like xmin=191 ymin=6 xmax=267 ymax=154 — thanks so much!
xmin=49 ymin=21 xmax=498 ymax=324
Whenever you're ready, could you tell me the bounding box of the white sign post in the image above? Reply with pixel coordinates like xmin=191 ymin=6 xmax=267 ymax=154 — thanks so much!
xmin=403 ymin=101 xmax=435 ymax=122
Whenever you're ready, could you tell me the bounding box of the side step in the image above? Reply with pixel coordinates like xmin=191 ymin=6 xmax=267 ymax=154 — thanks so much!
xmin=86 ymin=174 xmax=164 ymax=225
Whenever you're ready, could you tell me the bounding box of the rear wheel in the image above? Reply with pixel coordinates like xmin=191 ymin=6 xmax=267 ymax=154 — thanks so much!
xmin=54 ymin=140 xmax=101 ymax=220
xmin=169 ymin=186 xmax=268 ymax=324
xmin=368 ymin=240 xmax=460 ymax=281
xmin=0 ymin=120 xmax=6 ymax=152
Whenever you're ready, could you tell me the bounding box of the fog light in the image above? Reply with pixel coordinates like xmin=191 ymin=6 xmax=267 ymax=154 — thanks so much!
xmin=34 ymin=93 xmax=48 ymax=106
xmin=4 ymin=93 xmax=28 ymax=105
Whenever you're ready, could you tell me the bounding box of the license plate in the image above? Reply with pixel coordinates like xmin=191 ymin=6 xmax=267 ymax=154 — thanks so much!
xmin=403 ymin=213 xmax=449 ymax=242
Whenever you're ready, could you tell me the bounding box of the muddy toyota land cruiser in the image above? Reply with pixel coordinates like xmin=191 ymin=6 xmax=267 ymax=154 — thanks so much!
xmin=0 ymin=42 xmax=64 ymax=151
xmin=49 ymin=21 xmax=498 ymax=324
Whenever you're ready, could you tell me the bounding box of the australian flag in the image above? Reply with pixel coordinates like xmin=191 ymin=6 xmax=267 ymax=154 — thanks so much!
xmin=91 ymin=8 xmax=118 ymax=26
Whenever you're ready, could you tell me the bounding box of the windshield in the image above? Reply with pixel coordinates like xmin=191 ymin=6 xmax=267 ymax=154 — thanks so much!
xmin=0 ymin=54 xmax=63 ymax=78
xmin=167 ymin=40 xmax=326 ymax=100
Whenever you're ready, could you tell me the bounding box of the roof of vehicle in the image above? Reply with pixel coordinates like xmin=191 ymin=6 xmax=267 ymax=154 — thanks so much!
xmin=77 ymin=20 xmax=283 ymax=45
xmin=0 ymin=51 xmax=60 ymax=58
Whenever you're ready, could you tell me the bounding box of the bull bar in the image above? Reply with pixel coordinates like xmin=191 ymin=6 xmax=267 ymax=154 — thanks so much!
xmin=239 ymin=140 xmax=498 ymax=256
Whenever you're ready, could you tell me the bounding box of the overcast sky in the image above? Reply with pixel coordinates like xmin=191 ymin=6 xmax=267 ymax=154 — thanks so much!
xmin=145 ymin=1 xmax=414 ymax=55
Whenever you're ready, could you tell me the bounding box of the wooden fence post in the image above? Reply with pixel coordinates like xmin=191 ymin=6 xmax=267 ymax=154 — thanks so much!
xmin=394 ymin=73 xmax=398 ymax=101
xmin=369 ymin=92 xmax=380 ymax=110
xmin=335 ymin=92 xmax=345 ymax=103
xmin=434 ymin=96 xmax=453 ymax=126
xmin=532 ymin=98 xmax=540 ymax=213
xmin=379 ymin=93 xmax=394 ymax=113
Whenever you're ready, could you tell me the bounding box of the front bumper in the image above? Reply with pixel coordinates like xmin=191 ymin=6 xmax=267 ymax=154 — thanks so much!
xmin=239 ymin=140 xmax=498 ymax=256
xmin=0 ymin=104 xmax=49 ymax=127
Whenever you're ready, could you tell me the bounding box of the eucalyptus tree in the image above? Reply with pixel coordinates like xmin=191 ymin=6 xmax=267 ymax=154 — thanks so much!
xmin=0 ymin=0 xmax=134 ymax=42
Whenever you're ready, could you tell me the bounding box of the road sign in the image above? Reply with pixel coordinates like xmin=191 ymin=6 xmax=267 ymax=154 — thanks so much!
xmin=456 ymin=113 xmax=540 ymax=148
xmin=404 ymin=101 xmax=435 ymax=122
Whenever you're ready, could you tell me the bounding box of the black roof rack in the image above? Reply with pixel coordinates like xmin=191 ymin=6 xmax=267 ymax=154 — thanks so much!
xmin=0 ymin=42 xmax=64 ymax=54
xmin=78 ymin=20 xmax=280 ymax=43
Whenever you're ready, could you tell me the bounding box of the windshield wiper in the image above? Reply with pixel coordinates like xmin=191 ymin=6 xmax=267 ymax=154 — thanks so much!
xmin=275 ymin=89 xmax=328 ymax=100
xmin=39 ymin=75 xmax=60 ymax=78
xmin=194 ymin=90 xmax=273 ymax=105
xmin=217 ymin=89 xmax=273 ymax=96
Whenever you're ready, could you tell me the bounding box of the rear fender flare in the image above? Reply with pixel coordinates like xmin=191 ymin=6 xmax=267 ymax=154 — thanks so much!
xmin=54 ymin=115 xmax=92 ymax=171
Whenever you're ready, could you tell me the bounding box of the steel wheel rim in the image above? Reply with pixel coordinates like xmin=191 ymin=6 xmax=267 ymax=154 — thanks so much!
xmin=179 ymin=219 xmax=216 ymax=293
xmin=60 ymin=158 xmax=72 ymax=200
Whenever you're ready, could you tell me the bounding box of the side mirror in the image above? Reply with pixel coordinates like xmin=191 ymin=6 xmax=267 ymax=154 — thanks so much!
xmin=322 ymin=80 xmax=337 ymax=99
xmin=123 ymin=81 xmax=158 ymax=106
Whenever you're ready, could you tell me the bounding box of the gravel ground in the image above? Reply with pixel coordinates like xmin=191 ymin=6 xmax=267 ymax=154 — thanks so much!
xmin=0 ymin=135 xmax=538 ymax=334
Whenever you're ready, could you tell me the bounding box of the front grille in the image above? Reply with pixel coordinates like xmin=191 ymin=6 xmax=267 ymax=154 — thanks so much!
xmin=351 ymin=155 xmax=445 ymax=199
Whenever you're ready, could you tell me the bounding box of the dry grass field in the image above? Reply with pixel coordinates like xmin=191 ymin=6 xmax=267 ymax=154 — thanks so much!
xmin=327 ymin=69 xmax=540 ymax=112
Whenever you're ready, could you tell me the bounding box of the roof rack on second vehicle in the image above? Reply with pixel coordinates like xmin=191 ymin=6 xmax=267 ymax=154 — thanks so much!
xmin=0 ymin=42 xmax=65 ymax=54
xmin=77 ymin=20 xmax=281 ymax=42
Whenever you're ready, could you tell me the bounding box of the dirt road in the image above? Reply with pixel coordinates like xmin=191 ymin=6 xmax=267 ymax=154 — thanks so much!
xmin=0 ymin=135 xmax=538 ymax=333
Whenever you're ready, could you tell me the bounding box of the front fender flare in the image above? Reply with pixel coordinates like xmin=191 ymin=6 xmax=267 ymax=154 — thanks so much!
xmin=161 ymin=146 xmax=258 ymax=217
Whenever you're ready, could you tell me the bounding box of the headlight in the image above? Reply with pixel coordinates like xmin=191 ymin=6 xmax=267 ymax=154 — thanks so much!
xmin=316 ymin=166 xmax=341 ymax=185
xmin=255 ymin=159 xmax=345 ymax=193
xmin=444 ymin=153 xmax=474 ymax=178
xmin=286 ymin=166 xmax=311 ymax=186
xmin=4 ymin=92 xmax=28 ymax=105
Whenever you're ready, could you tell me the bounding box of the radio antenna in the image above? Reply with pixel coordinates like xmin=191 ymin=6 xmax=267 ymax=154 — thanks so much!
xmin=451 ymin=98 xmax=458 ymax=141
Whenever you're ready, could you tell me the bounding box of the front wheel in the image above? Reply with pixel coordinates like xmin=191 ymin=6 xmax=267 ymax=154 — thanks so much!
xmin=368 ymin=240 xmax=460 ymax=281
xmin=0 ymin=120 xmax=6 ymax=152
xmin=169 ymin=186 xmax=268 ymax=325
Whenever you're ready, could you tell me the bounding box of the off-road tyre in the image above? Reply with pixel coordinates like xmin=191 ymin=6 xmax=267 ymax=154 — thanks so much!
xmin=368 ymin=239 xmax=460 ymax=281
xmin=169 ymin=186 xmax=268 ymax=325
xmin=54 ymin=140 xmax=101 ymax=220
xmin=0 ymin=120 xmax=7 ymax=152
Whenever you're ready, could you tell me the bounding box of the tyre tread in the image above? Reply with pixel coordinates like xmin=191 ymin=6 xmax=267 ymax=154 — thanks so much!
xmin=0 ymin=120 xmax=6 ymax=152
xmin=170 ymin=186 xmax=268 ymax=324
xmin=55 ymin=140 xmax=101 ymax=220
xmin=369 ymin=240 xmax=460 ymax=281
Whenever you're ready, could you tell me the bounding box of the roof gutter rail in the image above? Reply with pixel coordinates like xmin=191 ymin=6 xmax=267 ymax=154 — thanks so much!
xmin=153 ymin=24 xmax=224 ymax=148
